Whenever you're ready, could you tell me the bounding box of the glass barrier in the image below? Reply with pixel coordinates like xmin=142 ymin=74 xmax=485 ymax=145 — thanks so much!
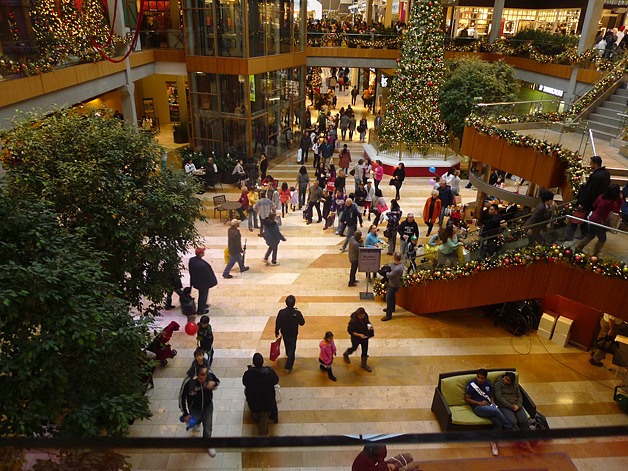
xmin=306 ymin=32 xmax=400 ymax=49
xmin=2 ymin=429 xmax=628 ymax=469
xmin=369 ymin=130 xmax=457 ymax=162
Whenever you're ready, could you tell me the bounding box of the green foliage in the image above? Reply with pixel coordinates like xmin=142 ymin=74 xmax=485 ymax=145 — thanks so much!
xmin=1 ymin=107 xmax=203 ymax=313
xmin=509 ymin=28 xmax=579 ymax=56
xmin=33 ymin=449 xmax=131 ymax=470
xmin=440 ymin=58 xmax=520 ymax=136
xmin=378 ymin=0 xmax=448 ymax=147
xmin=179 ymin=145 xmax=206 ymax=169
xmin=215 ymin=151 xmax=237 ymax=175
xmin=0 ymin=192 xmax=154 ymax=437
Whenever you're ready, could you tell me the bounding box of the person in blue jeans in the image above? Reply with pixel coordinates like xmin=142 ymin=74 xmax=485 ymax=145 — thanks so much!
xmin=340 ymin=198 xmax=363 ymax=252
xmin=465 ymin=368 xmax=513 ymax=456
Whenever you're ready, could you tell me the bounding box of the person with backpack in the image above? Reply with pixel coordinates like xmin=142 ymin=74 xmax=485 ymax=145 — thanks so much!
xmin=242 ymin=353 xmax=279 ymax=435
xmin=179 ymin=366 xmax=220 ymax=457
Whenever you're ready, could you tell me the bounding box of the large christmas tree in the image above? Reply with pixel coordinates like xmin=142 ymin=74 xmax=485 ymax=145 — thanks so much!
xmin=378 ymin=0 xmax=448 ymax=147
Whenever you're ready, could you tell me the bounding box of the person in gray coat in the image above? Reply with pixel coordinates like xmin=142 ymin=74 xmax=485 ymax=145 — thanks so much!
xmin=340 ymin=113 xmax=350 ymax=140
xmin=348 ymin=115 xmax=357 ymax=141
xmin=348 ymin=230 xmax=363 ymax=287
xmin=382 ymin=252 xmax=404 ymax=321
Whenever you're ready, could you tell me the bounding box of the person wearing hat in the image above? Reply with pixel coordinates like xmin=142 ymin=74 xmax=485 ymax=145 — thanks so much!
xmin=189 ymin=246 xmax=218 ymax=315
xmin=223 ymin=220 xmax=249 ymax=279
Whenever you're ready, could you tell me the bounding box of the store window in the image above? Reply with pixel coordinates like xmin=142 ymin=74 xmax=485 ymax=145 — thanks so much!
xmin=248 ymin=0 xmax=265 ymax=57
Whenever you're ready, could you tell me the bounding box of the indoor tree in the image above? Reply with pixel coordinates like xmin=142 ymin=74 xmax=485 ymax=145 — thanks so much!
xmin=378 ymin=0 xmax=448 ymax=147
xmin=0 ymin=192 xmax=153 ymax=437
xmin=439 ymin=57 xmax=520 ymax=136
xmin=1 ymin=107 xmax=203 ymax=314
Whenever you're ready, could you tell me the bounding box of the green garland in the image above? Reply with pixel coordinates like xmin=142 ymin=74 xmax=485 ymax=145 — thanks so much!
xmin=464 ymin=114 xmax=585 ymax=193
xmin=372 ymin=244 xmax=628 ymax=298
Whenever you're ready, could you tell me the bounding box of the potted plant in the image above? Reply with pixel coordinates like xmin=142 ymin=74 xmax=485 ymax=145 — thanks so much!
xmin=173 ymin=121 xmax=189 ymax=144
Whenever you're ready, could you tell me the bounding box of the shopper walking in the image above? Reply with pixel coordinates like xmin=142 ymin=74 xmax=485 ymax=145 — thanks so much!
xmin=342 ymin=307 xmax=374 ymax=372
xmin=188 ymin=246 xmax=218 ymax=315
xmin=348 ymin=229 xmax=363 ymax=287
xmin=262 ymin=212 xmax=286 ymax=266
xmin=222 ymin=220 xmax=250 ymax=279
xmin=423 ymin=191 xmax=442 ymax=237
xmin=242 ymin=353 xmax=279 ymax=435
xmin=274 ymin=295 xmax=305 ymax=374
xmin=381 ymin=252 xmax=404 ymax=322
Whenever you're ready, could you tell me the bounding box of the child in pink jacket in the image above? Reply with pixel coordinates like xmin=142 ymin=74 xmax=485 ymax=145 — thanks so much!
xmin=319 ymin=331 xmax=337 ymax=382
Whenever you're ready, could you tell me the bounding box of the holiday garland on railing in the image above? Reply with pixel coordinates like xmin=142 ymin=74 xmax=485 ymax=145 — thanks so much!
xmin=465 ymin=115 xmax=585 ymax=193
xmin=569 ymin=57 xmax=628 ymax=116
xmin=372 ymin=244 xmax=628 ymax=298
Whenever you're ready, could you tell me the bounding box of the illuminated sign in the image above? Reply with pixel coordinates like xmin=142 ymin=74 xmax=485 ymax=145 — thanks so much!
xmin=539 ymin=85 xmax=564 ymax=97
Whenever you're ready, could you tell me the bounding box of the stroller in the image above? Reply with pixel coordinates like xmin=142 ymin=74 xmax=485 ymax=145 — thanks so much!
xmin=146 ymin=321 xmax=180 ymax=366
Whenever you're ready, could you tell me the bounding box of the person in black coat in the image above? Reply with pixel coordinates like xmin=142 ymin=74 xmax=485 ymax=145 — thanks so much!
xmin=299 ymin=133 xmax=311 ymax=163
xmin=274 ymin=295 xmax=305 ymax=373
xmin=391 ymin=162 xmax=406 ymax=200
xmin=263 ymin=212 xmax=286 ymax=266
xmin=437 ymin=180 xmax=454 ymax=226
xmin=242 ymin=353 xmax=279 ymax=434
xmin=397 ymin=213 xmax=419 ymax=260
xmin=188 ymin=247 xmax=218 ymax=315
xmin=565 ymin=155 xmax=611 ymax=240
xmin=164 ymin=270 xmax=183 ymax=310
xmin=342 ymin=307 xmax=374 ymax=372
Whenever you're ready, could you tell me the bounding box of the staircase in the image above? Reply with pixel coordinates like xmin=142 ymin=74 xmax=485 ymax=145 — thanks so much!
xmin=587 ymin=84 xmax=628 ymax=141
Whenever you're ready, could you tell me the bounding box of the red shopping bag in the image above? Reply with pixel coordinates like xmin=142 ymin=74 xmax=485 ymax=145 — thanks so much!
xmin=269 ymin=337 xmax=281 ymax=361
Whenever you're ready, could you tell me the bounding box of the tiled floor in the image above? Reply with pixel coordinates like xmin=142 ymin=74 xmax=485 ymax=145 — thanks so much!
xmin=128 ymin=88 xmax=628 ymax=470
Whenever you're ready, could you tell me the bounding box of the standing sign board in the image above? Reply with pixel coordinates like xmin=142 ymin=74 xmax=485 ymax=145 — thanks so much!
xmin=358 ymin=247 xmax=382 ymax=300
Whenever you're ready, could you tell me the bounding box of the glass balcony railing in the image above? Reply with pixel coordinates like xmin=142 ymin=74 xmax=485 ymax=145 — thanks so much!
xmin=1 ymin=428 xmax=627 ymax=469
xmin=306 ymin=31 xmax=400 ymax=49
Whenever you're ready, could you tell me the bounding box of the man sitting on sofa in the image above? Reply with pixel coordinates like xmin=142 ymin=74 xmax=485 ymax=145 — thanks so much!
xmin=465 ymin=368 xmax=513 ymax=456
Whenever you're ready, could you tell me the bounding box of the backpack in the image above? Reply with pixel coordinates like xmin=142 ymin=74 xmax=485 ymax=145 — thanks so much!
xmin=529 ymin=411 xmax=550 ymax=430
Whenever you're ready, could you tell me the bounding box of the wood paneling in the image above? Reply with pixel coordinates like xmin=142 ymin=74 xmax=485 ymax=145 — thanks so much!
xmin=306 ymin=47 xmax=399 ymax=60
xmin=472 ymin=131 xmax=503 ymax=168
xmin=397 ymin=263 xmax=628 ymax=321
xmin=460 ymin=126 xmax=476 ymax=157
xmin=501 ymin=142 xmax=536 ymax=180
xmin=577 ymin=67 xmax=603 ymax=84
xmin=0 ymin=75 xmax=44 ymax=107
xmin=187 ymin=52 xmax=307 ymax=75
xmin=40 ymin=67 xmax=79 ymax=94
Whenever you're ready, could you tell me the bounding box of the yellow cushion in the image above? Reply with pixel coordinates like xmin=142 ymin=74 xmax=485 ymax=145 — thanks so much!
xmin=450 ymin=405 xmax=493 ymax=426
xmin=440 ymin=371 xmax=519 ymax=407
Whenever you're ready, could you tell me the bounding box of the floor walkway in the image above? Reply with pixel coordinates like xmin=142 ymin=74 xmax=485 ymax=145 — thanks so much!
xmin=124 ymin=143 xmax=628 ymax=469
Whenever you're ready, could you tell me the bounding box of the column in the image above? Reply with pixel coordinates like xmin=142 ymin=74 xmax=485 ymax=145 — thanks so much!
xmin=384 ymin=0 xmax=394 ymax=27
xmin=488 ymin=0 xmax=505 ymax=44
xmin=564 ymin=0 xmax=605 ymax=109
xmin=366 ymin=0 xmax=373 ymax=26
xmin=119 ymin=84 xmax=138 ymax=127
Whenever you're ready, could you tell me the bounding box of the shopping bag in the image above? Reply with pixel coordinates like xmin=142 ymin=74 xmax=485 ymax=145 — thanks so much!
xmin=454 ymin=195 xmax=462 ymax=204
xmin=269 ymin=337 xmax=281 ymax=361
xmin=297 ymin=148 xmax=303 ymax=163
xmin=569 ymin=209 xmax=586 ymax=225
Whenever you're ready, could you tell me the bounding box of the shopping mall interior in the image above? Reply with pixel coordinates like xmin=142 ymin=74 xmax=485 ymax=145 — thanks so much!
xmin=1 ymin=0 xmax=628 ymax=470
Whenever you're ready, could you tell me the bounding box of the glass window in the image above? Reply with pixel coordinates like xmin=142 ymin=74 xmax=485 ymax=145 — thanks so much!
xmin=279 ymin=0 xmax=291 ymax=54
xmin=220 ymin=75 xmax=246 ymax=115
xmin=217 ymin=0 xmax=244 ymax=57
xmin=250 ymin=73 xmax=268 ymax=114
xmin=294 ymin=0 xmax=304 ymax=52
xmin=184 ymin=5 xmax=215 ymax=56
xmin=265 ymin=0 xmax=280 ymax=56
xmin=248 ymin=0 xmax=265 ymax=57
xmin=222 ymin=118 xmax=248 ymax=156
xmin=252 ymin=115 xmax=268 ymax=156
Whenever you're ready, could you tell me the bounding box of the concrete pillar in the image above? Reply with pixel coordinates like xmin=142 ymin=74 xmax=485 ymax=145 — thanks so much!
xmin=119 ymin=84 xmax=138 ymax=126
xmin=578 ymin=0 xmax=605 ymax=54
xmin=107 ymin=0 xmax=127 ymax=37
xmin=489 ymin=0 xmax=505 ymax=44
xmin=565 ymin=1 xmax=605 ymax=110
xmin=384 ymin=0 xmax=394 ymax=28
xmin=366 ymin=0 xmax=373 ymax=25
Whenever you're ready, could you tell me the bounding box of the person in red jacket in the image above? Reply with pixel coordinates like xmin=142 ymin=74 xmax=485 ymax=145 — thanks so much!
xmin=574 ymin=184 xmax=622 ymax=256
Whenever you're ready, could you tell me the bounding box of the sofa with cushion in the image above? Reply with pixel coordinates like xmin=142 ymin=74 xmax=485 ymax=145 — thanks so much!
xmin=431 ymin=368 xmax=537 ymax=432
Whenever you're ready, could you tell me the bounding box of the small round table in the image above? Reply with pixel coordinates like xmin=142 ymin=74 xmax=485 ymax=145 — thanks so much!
xmin=220 ymin=201 xmax=242 ymax=224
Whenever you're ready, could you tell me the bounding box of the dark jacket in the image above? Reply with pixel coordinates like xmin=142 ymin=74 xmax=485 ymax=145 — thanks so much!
xmin=347 ymin=312 xmax=371 ymax=337
xmin=397 ymin=219 xmax=419 ymax=239
xmin=437 ymin=185 xmax=454 ymax=208
xmin=189 ymin=256 xmax=218 ymax=290
xmin=578 ymin=167 xmax=611 ymax=212
xmin=275 ymin=307 xmax=305 ymax=338
xmin=299 ymin=134 xmax=311 ymax=151
xmin=392 ymin=167 xmax=405 ymax=184
xmin=227 ymin=226 xmax=243 ymax=255
xmin=263 ymin=219 xmax=286 ymax=247
xmin=180 ymin=371 xmax=220 ymax=415
xmin=242 ymin=365 xmax=279 ymax=413
xmin=187 ymin=358 xmax=210 ymax=379
xmin=343 ymin=203 xmax=363 ymax=227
